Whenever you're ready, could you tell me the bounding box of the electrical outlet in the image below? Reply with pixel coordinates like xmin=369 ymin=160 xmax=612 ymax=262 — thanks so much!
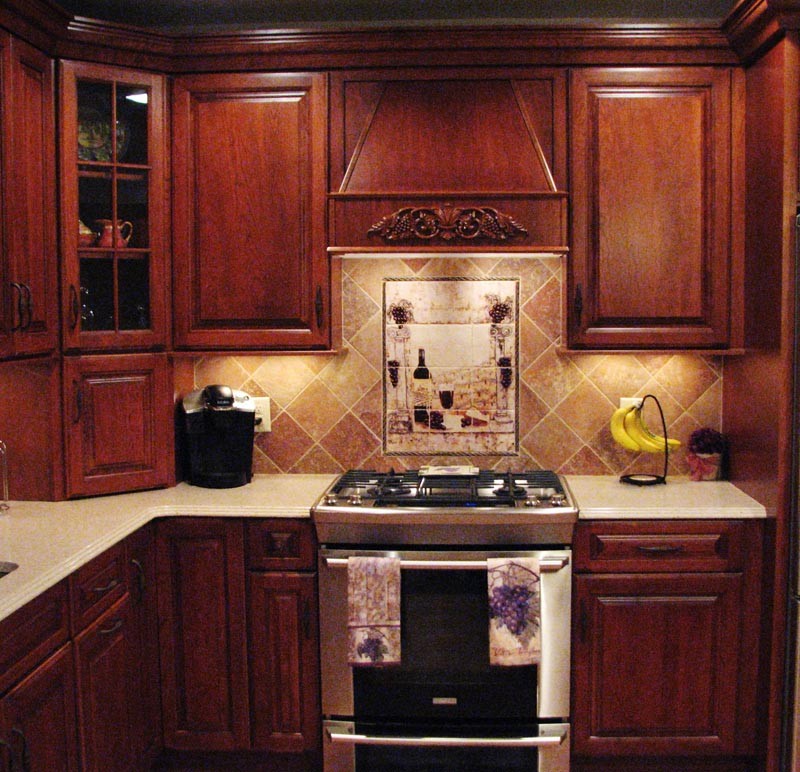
xmin=619 ymin=397 xmax=644 ymax=409
xmin=253 ymin=397 xmax=271 ymax=433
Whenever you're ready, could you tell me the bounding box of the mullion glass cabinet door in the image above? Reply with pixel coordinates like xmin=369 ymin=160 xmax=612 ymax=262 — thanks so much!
xmin=60 ymin=61 xmax=168 ymax=352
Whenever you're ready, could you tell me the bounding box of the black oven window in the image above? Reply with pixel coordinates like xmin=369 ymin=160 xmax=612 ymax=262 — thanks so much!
xmin=353 ymin=568 xmax=537 ymax=721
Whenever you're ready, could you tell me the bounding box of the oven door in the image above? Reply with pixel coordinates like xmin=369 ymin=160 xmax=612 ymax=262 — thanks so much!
xmin=318 ymin=548 xmax=571 ymax=721
xmin=323 ymin=719 xmax=570 ymax=772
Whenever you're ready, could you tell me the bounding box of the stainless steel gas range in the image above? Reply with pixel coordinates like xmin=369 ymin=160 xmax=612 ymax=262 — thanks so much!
xmin=312 ymin=467 xmax=577 ymax=772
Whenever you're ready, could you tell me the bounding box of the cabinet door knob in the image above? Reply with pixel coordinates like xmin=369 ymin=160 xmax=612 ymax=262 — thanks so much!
xmin=10 ymin=727 xmax=28 ymax=772
xmin=130 ymin=558 xmax=146 ymax=599
xmin=315 ymin=285 xmax=324 ymax=330
xmin=20 ymin=284 xmax=32 ymax=331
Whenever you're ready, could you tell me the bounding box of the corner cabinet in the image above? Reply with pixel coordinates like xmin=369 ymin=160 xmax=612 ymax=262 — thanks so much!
xmin=59 ymin=61 xmax=169 ymax=353
xmin=0 ymin=33 xmax=58 ymax=358
xmin=571 ymin=520 xmax=763 ymax=770
xmin=172 ymin=72 xmax=330 ymax=351
xmin=567 ymin=67 xmax=744 ymax=350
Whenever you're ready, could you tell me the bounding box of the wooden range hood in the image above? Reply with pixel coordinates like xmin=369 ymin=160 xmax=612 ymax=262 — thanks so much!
xmin=327 ymin=69 xmax=568 ymax=255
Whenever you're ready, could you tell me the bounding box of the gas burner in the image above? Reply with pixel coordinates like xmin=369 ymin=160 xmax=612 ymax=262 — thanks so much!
xmin=494 ymin=472 xmax=527 ymax=499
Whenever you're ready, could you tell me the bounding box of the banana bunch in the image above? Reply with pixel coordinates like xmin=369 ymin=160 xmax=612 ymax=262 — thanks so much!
xmin=610 ymin=404 xmax=681 ymax=454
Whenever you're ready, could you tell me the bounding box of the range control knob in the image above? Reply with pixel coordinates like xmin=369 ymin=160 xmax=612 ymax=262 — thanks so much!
xmin=324 ymin=493 xmax=338 ymax=506
xmin=348 ymin=493 xmax=363 ymax=506
xmin=524 ymin=497 xmax=537 ymax=507
xmin=550 ymin=494 xmax=566 ymax=506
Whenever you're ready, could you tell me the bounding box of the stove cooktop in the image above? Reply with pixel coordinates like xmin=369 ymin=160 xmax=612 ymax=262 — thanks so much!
xmin=312 ymin=468 xmax=578 ymax=546
xmin=324 ymin=468 xmax=569 ymax=509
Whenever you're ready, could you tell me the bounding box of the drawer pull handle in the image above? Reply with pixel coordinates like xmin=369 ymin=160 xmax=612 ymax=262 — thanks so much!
xmin=92 ymin=578 xmax=120 ymax=594
xmin=130 ymin=558 xmax=146 ymax=599
xmin=98 ymin=618 xmax=123 ymax=636
xmin=10 ymin=727 xmax=28 ymax=772
xmin=636 ymin=544 xmax=685 ymax=555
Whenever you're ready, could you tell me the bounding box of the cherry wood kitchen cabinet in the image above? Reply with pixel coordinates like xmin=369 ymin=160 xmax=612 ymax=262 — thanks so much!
xmin=62 ymin=353 xmax=173 ymax=498
xmin=0 ymin=581 xmax=79 ymax=772
xmin=246 ymin=519 xmax=320 ymax=757
xmin=172 ymin=72 xmax=330 ymax=351
xmin=125 ymin=525 xmax=161 ymax=767
xmin=567 ymin=67 xmax=744 ymax=350
xmin=156 ymin=518 xmax=250 ymax=752
xmin=59 ymin=61 xmax=169 ymax=353
xmin=571 ymin=520 xmax=763 ymax=769
xmin=0 ymin=32 xmax=58 ymax=359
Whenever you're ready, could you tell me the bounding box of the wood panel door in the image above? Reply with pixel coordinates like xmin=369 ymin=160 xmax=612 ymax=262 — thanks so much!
xmin=74 ymin=596 xmax=136 ymax=772
xmin=248 ymin=571 xmax=320 ymax=754
xmin=62 ymin=353 xmax=172 ymax=498
xmin=572 ymin=572 xmax=743 ymax=756
xmin=567 ymin=67 xmax=744 ymax=350
xmin=0 ymin=34 xmax=58 ymax=358
xmin=125 ymin=526 xmax=161 ymax=767
xmin=1 ymin=644 xmax=80 ymax=772
xmin=156 ymin=518 xmax=250 ymax=751
xmin=172 ymin=72 xmax=329 ymax=351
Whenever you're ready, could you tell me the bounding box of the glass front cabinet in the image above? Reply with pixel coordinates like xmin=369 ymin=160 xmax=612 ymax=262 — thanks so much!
xmin=59 ymin=62 xmax=168 ymax=351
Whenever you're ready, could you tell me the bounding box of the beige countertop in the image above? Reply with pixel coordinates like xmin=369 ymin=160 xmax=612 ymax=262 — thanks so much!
xmin=565 ymin=475 xmax=767 ymax=519
xmin=0 ymin=474 xmax=336 ymax=621
xmin=0 ymin=472 xmax=766 ymax=623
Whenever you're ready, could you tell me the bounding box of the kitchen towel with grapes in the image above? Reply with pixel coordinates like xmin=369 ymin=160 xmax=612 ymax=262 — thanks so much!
xmin=347 ymin=556 xmax=401 ymax=666
xmin=487 ymin=557 xmax=541 ymax=666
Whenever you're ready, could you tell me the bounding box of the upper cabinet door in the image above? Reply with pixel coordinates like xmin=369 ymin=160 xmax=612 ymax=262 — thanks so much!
xmin=59 ymin=61 xmax=169 ymax=353
xmin=0 ymin=35 xmax=58 ymax=358
xmin=567 ymin=67 xmax=744 ymax=350
xmin=172 ymin=72 xmax=329 ymax=351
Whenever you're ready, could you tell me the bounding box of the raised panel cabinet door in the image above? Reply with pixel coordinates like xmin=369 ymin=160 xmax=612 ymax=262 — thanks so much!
xmin=567 ymin=67 xmax=743 ymax=349
xmin=156 ymin=518 xmax=250 ymax=751
xmin=1 ymin=644 xmax=80 ymax=772
xmin=74 ymin=596 xmax=135 ymax=772
xmin=62 ymin=354 xmax=173 ymax=498
xmin=125 ymin=526 xmax=161 ymax=767
xmin=572 ymin=572 xmax=743 ymax=756
xmin=172 ymin=72 xmax=329 ymax=350
xmin=248 ymin=571 xmax=320 ymax=754
xmin=3 ymin=37 xmax=58 ymax=357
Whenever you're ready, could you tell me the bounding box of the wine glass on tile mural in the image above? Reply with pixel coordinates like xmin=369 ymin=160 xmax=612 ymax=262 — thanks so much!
xmin=487 ymin=295 xmax=514 ymax=424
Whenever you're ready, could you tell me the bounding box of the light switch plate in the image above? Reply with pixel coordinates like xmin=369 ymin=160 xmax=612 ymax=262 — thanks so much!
xmin=253 ymin=397 xmax=271 ymax=432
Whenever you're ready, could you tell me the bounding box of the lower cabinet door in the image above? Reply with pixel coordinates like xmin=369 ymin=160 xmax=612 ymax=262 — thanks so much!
xmin=156 ymin=518 xmax=250 ymax=751
xmin=1 ymin=644 xmax=80 ymax=772
xmin=74 ymin=595 xmax=135 ymax=772
xmin=572 ymin=572 xmax=743 ymax=756
xmin=248 ymin=571 xmax=320 ymax=754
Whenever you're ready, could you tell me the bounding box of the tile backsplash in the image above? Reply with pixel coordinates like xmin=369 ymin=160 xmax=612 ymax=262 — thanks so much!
xmin=189 ymin=256 xmax=722 ymax=476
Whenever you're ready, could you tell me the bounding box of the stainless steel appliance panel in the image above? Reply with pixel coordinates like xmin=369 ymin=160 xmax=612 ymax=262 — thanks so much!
xmin=318 ymin=548 xmax=571 ymax=720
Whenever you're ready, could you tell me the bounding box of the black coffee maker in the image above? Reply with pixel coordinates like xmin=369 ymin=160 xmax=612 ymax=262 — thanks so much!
xmin=181 ymin=384 xmax=255 ymax=488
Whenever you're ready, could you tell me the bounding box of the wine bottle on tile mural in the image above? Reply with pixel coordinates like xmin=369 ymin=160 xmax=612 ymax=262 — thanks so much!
xmin=412 ymin=348 xmax=433 ymax=424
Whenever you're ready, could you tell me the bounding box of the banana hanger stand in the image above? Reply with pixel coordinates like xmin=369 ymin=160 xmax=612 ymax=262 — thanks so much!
xmin=621 ymin=394 xmax=670 ymax=487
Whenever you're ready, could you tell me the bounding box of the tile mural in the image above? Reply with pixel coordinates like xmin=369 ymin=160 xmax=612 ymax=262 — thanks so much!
xmin=187 ymin=255 xmax=723 ymax=477
xmin=384 ymin=278 xmax=518 ymax=455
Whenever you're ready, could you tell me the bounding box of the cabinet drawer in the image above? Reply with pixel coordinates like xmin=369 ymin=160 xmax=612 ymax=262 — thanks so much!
xmin=70 ymin=542 xmax=127 ymax=632
xmin=0 ymin=580 xmax=70 ymax=694
xmin=574 ymin=520 xmax=744 ymax=572
xmin=246 ymin=519 xmax=316 ymax=571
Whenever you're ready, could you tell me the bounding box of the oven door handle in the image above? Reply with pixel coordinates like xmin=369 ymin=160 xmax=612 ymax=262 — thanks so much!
xmin=323 ymin=556 xmax=569 ymax=572
xmin=326 ymin=729 xmax=567 ymax=748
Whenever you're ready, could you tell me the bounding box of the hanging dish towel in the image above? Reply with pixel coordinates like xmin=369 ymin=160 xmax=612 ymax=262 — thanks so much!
xmin=487 ymin=557 xmax=541 ymax=666
xmin=347 ymin=556 xmax=401 ymax=666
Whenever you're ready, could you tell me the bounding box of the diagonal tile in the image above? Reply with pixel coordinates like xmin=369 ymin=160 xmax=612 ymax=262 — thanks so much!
xmin=523 ymin=275 xmax=561 ymax=343
xmin=289 ymin=445 xmax=344 ymax=474
xmin=342 ymin=275 xmax=381 ymax=341
xmin=522 ymin=345 xmax=584 ymax=408
xmin=320 ymin=412 xmax=381 ymax=469
xmin=586 ymin=354 xmax=651 ymax=403
xmin=521 ymin=412 xmax=583 ymax=471
xmin=250 ymin=356 xmax=319 ymax=409
xmin=318 ymin=345 xmax=381 ymax=409
xmin=256 ymin=412 xmax=314 ymax=472
xmin=652 ymin=354 xmax=720 ymax=411
xmin=285 ymin=380 xmax=347 ymax=442
xmin=556 ymin=381 xmax=616 ymax=443
xmin=194 ymin=356 xmax=250 ymax=390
